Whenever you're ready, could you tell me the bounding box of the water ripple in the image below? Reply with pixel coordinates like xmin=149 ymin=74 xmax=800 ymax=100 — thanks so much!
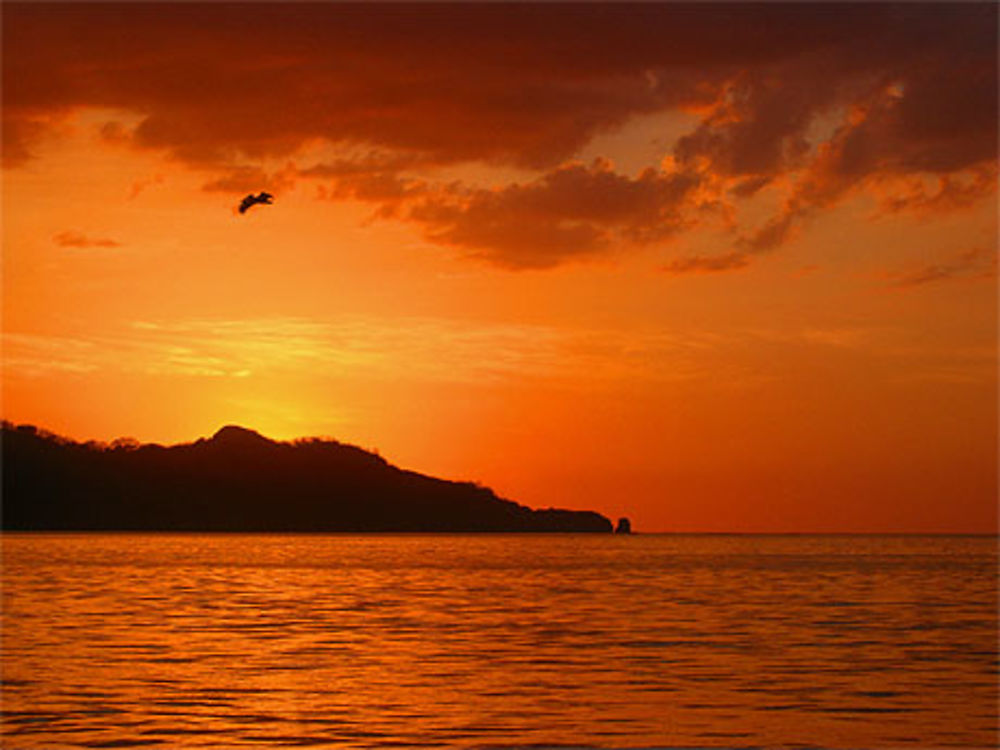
xmin=2 ymin=533 xmax=996 ymax=749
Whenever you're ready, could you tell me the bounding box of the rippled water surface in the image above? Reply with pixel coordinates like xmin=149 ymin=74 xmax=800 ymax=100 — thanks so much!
xmin=2 ymin=534 xmax=997 ymax=748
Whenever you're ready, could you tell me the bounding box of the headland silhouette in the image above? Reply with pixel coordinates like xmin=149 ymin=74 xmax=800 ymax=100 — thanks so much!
xmin=1 ymin=423 xmax=614 ymax=533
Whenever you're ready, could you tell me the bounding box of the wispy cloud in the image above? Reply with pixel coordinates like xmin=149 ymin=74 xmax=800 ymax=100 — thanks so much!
xmin=890 ymin=247 xmax=997 ymax=288
xmin=52 ymin=231 xmax=121 ymax=249
xmin=2 ymin=334 xmax=102 ymax=377
xmin=123 ymin=317 xmax=705 ymax=384
xmin=3 ymin=316 xmax=736 ymax=386
xmin=5 ymin=316 xmax=992 ymax=393
xmin=663 ymin=251 xmax=750 ymax=275
xmin=127 ymin=173 xmax=164 ymax=200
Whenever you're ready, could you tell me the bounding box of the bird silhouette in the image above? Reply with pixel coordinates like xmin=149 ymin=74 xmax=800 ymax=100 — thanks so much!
xmin=238 ymin=192 xmax=274 ymax=214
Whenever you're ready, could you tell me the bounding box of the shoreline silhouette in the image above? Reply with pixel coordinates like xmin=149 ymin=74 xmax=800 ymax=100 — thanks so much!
xmin=2 ymin=423 xmax=614 ymax=533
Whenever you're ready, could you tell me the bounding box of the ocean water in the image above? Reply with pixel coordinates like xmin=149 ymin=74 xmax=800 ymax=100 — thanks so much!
xmin=1 ymin=533 xmax=996 ymax=749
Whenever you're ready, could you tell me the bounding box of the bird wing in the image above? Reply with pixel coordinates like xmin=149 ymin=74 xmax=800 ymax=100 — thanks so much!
xmin=237 ymin=192 xmax=274 ymax=214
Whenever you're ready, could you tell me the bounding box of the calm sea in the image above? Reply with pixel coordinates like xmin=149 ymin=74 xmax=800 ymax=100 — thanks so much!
xmin=2 ymin=534 xmax=996 ymax=749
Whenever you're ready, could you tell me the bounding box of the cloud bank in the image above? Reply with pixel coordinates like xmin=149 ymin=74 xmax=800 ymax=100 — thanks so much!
xmin=5 ymin=3 xmax=996 ymax=270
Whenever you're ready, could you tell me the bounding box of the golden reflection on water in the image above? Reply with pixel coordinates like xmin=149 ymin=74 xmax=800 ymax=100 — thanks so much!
xmin=2 ymin=534 xmax=997 ymax=748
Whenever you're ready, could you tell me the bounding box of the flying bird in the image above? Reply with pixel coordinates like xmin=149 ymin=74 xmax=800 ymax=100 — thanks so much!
xmin=238 ymin=192 xmax=274 ymax=214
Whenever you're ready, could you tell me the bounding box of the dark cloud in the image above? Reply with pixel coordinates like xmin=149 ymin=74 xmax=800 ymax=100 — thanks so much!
xmin=673 ymin=4 xmax=997 ymax=182
xmin=740 ymin=209 xmax=804 ymax=255
xmin=201 ymin=165 xmax=294 ymax=194
xmin=299 ymin=153 xmax=424 ymax=180
xmin=7 ymin=3 xmax=988 ymax=172
xmin=3 ymin=3 xmax=728 ymax=169
xmin=3 ymin=114 xmax=55 ymax=166
xmin=729 ymin=176 xmax=774 ymax=199
xmin=318 ymin=171 xmax=424 ymax=207
xmin=404 ymin=160 xmax=703 ymax=269
xmin=53 ymin=231 xmax=120 ymax=248
xmin=201 ymin=167 xmax=271 ymax=194
xmin=674 ymin=70 xmax=833 ymax=179
xmin=4 ymin=3 xmax=996 ymax=269
xmin=734 ymin=64 xmax=998 ymax=255
xmin=876 ymin=168 xmax=997 ymax=216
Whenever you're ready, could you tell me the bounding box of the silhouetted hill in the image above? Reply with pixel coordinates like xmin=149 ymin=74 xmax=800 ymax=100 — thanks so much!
xmin=1 ymin=423 xmax=613 ymax=533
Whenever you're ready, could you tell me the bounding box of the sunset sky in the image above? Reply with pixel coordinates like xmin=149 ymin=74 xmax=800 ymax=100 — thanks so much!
xmin=3 ymin=2 xmax=996 ymax=532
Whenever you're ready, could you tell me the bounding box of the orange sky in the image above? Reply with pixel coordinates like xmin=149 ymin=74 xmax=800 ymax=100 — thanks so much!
xmin=3 ymin=3 xmax=997 ymax=532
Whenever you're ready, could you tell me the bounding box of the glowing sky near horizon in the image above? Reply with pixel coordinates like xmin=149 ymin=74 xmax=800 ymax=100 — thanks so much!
xmin=3 ymin=2 xmax=996 ymax=532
